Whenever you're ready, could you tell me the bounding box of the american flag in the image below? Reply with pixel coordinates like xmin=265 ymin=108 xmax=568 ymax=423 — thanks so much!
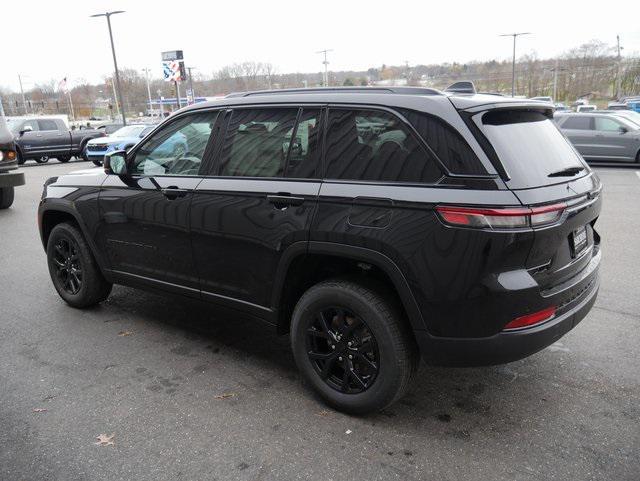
xmin=58 ymin=77 xmax=68 ymax=94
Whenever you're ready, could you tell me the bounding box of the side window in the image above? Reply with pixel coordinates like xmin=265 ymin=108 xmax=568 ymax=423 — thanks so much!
xmin=132 ymin=111 xmax=218 ymax=176
xmin=38 ymin=119 xmax=58 ymax=131
xmin=22 ymin=120 xmax=39 ymax=131
xmin=285 ymin=109 xmax=321 ymax=179
xmin=400 ymin=109 xmax=488 ymax=175
xmin=324 ymin=109 xmax=442 ymax=183
xmin=595 ymin=117 xmax=622 ymax=132
xmin=219 ymin=108 xmax=298 ymax=178
xmin=562 ymin=116 xmax=593 ymax=130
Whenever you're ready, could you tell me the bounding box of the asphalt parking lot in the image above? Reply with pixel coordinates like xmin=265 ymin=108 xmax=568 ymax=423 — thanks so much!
xmin=1 ymin=160 xmax=638 ymax=481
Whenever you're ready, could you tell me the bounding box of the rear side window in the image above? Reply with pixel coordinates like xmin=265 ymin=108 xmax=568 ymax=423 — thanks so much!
xmin=324 ymin=109 xmax=442 ymax=183
xmin=561 ymin=116 xmax=593 ymax=130
xmin=399 ymin=109 xmax=488 ymax=175
xmin=38 ymin=119 xmax=58 ymax=131
xmin=478 ymin=110 xmax=585 ymax=189
xmin=220 ymin=108 xmax=298 ymax=178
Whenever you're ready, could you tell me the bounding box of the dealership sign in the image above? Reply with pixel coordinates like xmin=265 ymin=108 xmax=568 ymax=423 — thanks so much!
xmin=162 ymin=50 xmax=186 ymax=82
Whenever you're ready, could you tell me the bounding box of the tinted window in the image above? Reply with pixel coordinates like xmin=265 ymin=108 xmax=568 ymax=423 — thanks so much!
xmin=594 ymin=117 xmax=622 ymax=132
xmin=478 ymin=110 xmax=585 ymax=189
xmin=561 ymin=116 xmax=592 ymax=130
xmin=38 ymin=119 xmax=58 ymax=131
xmin=324 ymin=109 xmax=442 ymax=183
xmin=220 ymin=108 xmax=298 ymax=177
xmin=285 ymin=109 xmax=321 ymax=179
xmin=21 ymin=120 xmax=39 ymax=132
xmin=132 ymin=111 xmax=217 ymax=176
xmin=400 ymin=109 xmax=487 ymax=175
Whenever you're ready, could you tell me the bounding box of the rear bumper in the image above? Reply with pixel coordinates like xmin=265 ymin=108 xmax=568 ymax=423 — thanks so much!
xmin=416 ymin=250 xmax=600 ymax=367
xmin=0 ymin=171 xmax=25 ymax=188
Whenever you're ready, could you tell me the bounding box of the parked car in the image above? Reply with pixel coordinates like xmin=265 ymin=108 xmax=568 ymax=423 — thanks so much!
xmin=607 ymin=102 xmax=629 ymax=110
xmin=84 ymin=124 xmax=156 ymax=166
xmin=556 ymin=112 xmax=640 ymax=162
xmin=591 ymin=110 xmax=640 ymax=128
xmin=554 ymin=103 xmax=571 ymax=112
xmin=0 ymin=115 xmax=25 ymax=209
xmin=576 ymin=105 xmax=596 ymax=112
xmin=530 ymin=96 xmax=553 ymax=103
xmin=7 ymin=117 xmax=105 ymax=164
xmin=38 ymin=87 xmax=602 ymax=413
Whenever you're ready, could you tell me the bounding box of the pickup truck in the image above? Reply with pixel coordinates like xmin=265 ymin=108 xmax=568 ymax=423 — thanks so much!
xmin=7 ymin=117 xmax=105 ymax=164
xmin=0 ymin=115 xmax=25 ymax=209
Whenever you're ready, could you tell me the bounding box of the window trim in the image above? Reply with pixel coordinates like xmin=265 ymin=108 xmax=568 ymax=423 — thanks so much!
xmin=322 ymin=104 xmax=446 ymax=185
xmin=126 ymin=108 xmax=223 ymax=178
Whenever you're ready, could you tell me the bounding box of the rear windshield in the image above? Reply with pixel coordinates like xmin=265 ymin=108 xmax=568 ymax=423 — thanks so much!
xmin=478 ymin=110 xmax=586 ymax=189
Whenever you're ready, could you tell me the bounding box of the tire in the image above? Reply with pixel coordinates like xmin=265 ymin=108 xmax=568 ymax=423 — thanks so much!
xmin=35 ymin=156 xmax=49 ymax=164
xmin=46 ymin=222 xmax=112 ymax=308
xmin=92 ymin=158 xmax=102 ymax=167
xmin=16 ymin=151 xmax=25 ymax=165
xmin=291 ymin=279 xmax=418 ymax=414
xmin=57 ymin=156 xmax=70 ymax=163
xmin=0 ymin=187 xmax=15 ymax=209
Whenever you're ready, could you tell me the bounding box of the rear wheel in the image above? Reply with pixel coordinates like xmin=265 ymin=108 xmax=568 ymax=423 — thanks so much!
xmin=46 ymin=222 xmax=112 ymax=308
xmin=35 ymin=156 xmax=49 ymax=164
xmin=0 ymin=187 xmax=15 ymax=209
xmin=291 ymin=279 xmax=418 ymax=414
xmin=57 ymin=156 xmax=71 ymax=163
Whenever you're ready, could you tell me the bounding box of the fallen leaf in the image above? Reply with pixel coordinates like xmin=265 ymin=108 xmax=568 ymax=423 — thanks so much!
xmin=316 ymin=410 xmax=331 ymax=417
xmin=32 ymin=408 xmax=48 ymax=413
xmin=118 ymin=331 xmax=133 ymax=337
xmin=95 ymin=433 xmax=115 ymax=446
xmin=214 ymin=392 xmax=236 ymax=400
xmin=345 ymin=429 xmax=352 ymax=435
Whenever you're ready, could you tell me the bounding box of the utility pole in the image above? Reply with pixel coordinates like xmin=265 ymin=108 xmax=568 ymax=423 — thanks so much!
xmin=187 ymin=67 xmax=196 ymax=104
xmin=405 ymin=60 xmax=410 ymax=85
xmin=91 ymin=11 xmax=127 ymax=125
xmin=142 ymin=68 xmax=153 ymax=116
xmin=615 ymin=35 xmax=624 ymax=100
xmin=157 ymin=89 xmax=164 ymax=119
xmin=547 ymin=60 xmax=569 ymax=104
xmin=500 ymin=32 xmax=531 ymax=97
xmin=17 ymin=75 xmax=28 ymax=115
xmin=316 ymin=49 xmax=333 ymax=87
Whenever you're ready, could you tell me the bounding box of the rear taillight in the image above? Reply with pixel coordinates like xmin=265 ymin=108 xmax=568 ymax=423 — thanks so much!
xmin=503 ymin=306 xmax=557 ymax=330
xmin=436 ymin=203 xmax=566 ymax=229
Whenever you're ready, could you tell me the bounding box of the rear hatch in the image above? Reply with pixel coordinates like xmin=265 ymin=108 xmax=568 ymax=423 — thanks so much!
xmin=462 ymin=103 xmax=602 ymax=291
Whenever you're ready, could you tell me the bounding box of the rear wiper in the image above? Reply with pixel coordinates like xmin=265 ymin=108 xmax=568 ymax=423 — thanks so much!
xmin=548 ymin=166 xmax=585 ymax=177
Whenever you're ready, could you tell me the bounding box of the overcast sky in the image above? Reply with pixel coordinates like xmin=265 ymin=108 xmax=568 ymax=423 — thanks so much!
xmin=3 ymin=0 xmax=640 ymax=92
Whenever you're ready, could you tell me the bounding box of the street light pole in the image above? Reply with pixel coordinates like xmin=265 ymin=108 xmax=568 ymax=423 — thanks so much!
xmin=142 ymin=68 xmax=153 ymax=116
xmin=316 ymin=49 xmax=333 ymax=87
xmin=500 ymin=32 xmax=531 ymax=97
xmin=91 ymin=11 xmax=127 ymax=126
xmin=17 ymin=74 xmax=28 ymax=115
xmin=187 ymin=67 xmax=196 ymax=104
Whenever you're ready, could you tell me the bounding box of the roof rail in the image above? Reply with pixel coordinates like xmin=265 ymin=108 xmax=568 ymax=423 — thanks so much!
xmin=226 ymin=86 xmax=442 ymax=98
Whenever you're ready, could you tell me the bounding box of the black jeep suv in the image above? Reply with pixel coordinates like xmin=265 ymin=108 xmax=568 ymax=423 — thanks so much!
xmin=38 ymin=87 xmax=601 ymax=413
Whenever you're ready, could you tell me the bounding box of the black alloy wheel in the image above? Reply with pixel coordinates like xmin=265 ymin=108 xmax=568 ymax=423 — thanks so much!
xmin=306 ymin=307 xmax=380 ymax=394
xmin=51 ymin=236 xmax=83 ymax=295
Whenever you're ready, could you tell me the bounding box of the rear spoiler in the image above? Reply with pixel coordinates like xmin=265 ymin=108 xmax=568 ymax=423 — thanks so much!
xmin=460 ymin=101 xmax=554 ymax=116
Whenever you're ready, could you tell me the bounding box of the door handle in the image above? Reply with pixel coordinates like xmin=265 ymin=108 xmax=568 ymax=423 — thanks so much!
xmin=267 ymin=194 xmax=305 ymax=209
xmin=161 ymin=186 xmax=189 ymax=199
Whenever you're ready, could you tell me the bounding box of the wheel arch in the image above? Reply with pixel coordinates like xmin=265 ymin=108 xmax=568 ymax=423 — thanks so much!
xmin=272 ymin=241 xmax=426 ymax=334
xmin=39 ymin=205 xmax=109 ymax=273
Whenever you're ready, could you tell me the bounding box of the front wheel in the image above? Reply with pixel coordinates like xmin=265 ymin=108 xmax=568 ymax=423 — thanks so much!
xmin=57 ymin=156 xmax=70 ymax=163
xmin=35 ymin=156 xmax=49 ymax=164
xmin=291 ymin=279 xmax=418 ymax=414
xmin=46 ymin=223 xmax=112 ymax=308
xmin=92 ymin=158 xmax=103 ymax=166
xmin=0 ymin=187 xmax=15 ymax=209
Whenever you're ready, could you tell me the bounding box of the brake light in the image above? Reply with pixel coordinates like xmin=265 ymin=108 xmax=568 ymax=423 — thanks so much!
xmin=436 ymin=203 xmax=566 ymax=229
xmin=503 ymin=306 xmax=557 ymax=330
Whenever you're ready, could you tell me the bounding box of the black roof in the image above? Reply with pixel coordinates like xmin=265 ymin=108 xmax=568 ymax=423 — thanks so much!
xmin=226 ymin=86 xmax=442 ymax=98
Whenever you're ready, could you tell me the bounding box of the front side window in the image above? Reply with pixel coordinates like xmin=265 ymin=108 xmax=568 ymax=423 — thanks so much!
xmin=594 ymin=117 xmax=623 ymax=132
xmin=324 ymin=109 xmax=442 ymax=183
xmin=132 ymin=111 xmax=218 ymax=176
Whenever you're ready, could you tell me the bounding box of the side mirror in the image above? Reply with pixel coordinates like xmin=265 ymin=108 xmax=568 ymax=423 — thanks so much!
xmin=19 ymin=125 xmax=33 ymax=136
xmin=618 ymin=126 xmax=628 ymax=134
xmin=104 ymin=150 xmax=128 ymax=175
